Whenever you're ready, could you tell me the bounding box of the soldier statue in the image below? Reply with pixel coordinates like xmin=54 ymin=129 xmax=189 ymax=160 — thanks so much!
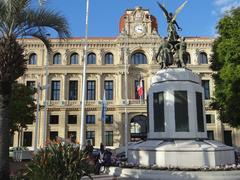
xmin=156 ymin=37 xmax=173 ymax=68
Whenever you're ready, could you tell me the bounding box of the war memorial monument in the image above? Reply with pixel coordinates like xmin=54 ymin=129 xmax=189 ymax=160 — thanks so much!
xmin=127 ymin=1 xmax=235 ymax=168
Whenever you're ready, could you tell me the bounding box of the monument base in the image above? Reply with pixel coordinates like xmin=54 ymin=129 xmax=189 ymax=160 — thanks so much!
xmin=128 ymin=140 xmax=235 ymax=168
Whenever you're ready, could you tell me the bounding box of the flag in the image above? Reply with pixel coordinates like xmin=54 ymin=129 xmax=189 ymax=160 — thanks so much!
xmin=137 ymin=79 xmax=144 ymax=98
xmin=101 ymin=90 xmax=107 ymax=122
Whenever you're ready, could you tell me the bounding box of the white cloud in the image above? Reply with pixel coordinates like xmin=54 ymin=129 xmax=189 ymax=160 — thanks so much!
xmin=213 ymin=0 xmax=240 ymax=15
xmin=220 ymin=1 xmax=240 ymax=14
xmin=214 ymin=0 xmax=235 ymax=6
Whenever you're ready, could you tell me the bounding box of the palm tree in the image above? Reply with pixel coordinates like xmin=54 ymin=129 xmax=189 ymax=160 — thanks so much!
xmin=0 ymin=0 xmax=70 ymax=178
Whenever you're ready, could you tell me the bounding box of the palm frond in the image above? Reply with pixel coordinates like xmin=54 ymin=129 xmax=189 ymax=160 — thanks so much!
xmin=0 ymin=0 xmax=70 ymax=51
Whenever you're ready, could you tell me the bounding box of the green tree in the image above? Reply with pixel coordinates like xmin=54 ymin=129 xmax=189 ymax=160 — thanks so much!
xmin=210 ymin=7 xmax=240 ymax=128
xmin=0 ymin=0 xmax=70 ymax=178
xmin=9 ymin=83 xmax=36 ymax=147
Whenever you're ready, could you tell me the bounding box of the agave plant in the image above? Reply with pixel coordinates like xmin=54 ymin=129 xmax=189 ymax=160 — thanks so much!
xmin=0 ymin=0 xmax=70 ymax=178
xmin=23 ymin=143 xmax=93 ymax=180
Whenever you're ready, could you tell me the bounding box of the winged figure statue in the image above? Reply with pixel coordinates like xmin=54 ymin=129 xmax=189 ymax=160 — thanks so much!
xmin=157 ymin=1 xmax=188 ymax=41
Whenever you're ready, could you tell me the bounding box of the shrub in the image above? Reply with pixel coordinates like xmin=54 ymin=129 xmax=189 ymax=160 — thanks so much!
xmin=23 ymin=143 xmax=93 ymax=180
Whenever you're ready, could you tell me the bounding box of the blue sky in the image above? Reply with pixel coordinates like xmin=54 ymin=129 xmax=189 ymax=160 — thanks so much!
xmin=32 ymin=0 xmax=240 ymax=38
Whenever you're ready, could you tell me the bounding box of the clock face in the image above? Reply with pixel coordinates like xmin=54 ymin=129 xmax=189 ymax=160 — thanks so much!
xmin=134 ymin=24 xmax=146 ymax=34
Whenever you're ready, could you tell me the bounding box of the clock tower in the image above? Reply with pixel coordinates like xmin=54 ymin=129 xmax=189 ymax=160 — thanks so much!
xmin=119 ymin=6 xmax=158 ymax=37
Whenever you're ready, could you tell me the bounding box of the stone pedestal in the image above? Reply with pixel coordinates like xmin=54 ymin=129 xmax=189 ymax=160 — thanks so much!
xmin=128 ymin=68 xmax=235 ymax=168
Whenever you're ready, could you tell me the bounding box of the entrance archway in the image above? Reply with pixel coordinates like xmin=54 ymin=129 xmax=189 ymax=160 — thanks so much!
xmin=130 ymin=115 xmax=148 ymax=141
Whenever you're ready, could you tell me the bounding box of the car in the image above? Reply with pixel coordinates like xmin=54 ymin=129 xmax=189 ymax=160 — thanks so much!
xmin=9 ymin=147 xmax=33 ymax=161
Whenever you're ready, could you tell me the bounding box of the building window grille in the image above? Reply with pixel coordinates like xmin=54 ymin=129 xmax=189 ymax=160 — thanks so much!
xmin=50 ymin=115 xmax=59 ymax=124
xmin=68 ymin=115 xmax=77 ymax=124
xmin=207 ymin=130 xmax=214 ymax=140
xmin=105 ymin=53 xmax=113 ymax=64
xmin=29 ymin=53 xmax=37 ymax=65
xmin=53 ymin=53 xmax=61 ymax=64
xmin=86 ymin=115 xmax=95 ymax=124
xmin=202 ymin=80 xmax=210 ymax=99
xmin=199 ymin=52 xmax=208 ymax=64
xmin=68 ymin=131 xmax=76 ymax=143
xmin=104 ymin=80 xmax=113 ymax=100
xmin=206 ymin=114 xmax=215 ymax=123
xmin=87 ymin=53 xmax=96 ymax=64
xmin=70 ymin=53 xmax=79 ymax=64
xmin=86 ymin=131 xmax=95 ymax=146
xmin=69 ymin=80 xmax=78 ymax=100
xmin=105 ymin=115 xmax=113 ymax=124
xmin=26 ymin=81 xmax=36 ymax=90
xmin=51 ymin=81 xmax=60 ymax=100
xmin=87 ymin=81 xmax=95 ymax=100
xmin=131 ymin=52 xmax=147 ymax=64
xmin=105 ymin=131 xmax=113 ymax=146
xmin=186 ymin=52 xmax=191 ymax=64
xmin=50 ymin=131 xmax=58 ymax=141
xmin=23 ymin=132 xmax=32 ymax=146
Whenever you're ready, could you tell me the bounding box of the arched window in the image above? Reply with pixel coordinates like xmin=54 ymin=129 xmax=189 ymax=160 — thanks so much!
xmin=70 ymin=53 xmax=79 ymax=64
xmin=131 ymin=52 xmax=147 ymax=64
xmin=29 ymin=53 xmax=37 ymax=65
xmin=105 ymin=53 xmax=113 ymax=64
xmin=199 ymin=52 xmax=208 ymax=64
xmin=130 ymin=115 xmax=148 ymax=141
xmin=87 ymin=53 xmax=96 ymax=64
xmin=186 ymin=52 xmax=191 ymax=64
xmin=53 ymin=53 xmax=61 ymax=64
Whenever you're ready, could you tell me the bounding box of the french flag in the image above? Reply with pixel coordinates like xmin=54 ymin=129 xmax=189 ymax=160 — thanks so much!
xmin=137 ymin=79 xmax=144 ymax=98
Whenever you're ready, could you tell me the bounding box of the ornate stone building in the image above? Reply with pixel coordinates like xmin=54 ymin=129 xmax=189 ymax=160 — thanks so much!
xmin=12 ymin=7 xmax=240 ymax=148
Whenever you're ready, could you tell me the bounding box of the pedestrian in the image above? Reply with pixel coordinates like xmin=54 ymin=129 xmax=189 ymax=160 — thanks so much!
xmin=84 ymin=140 xmax=93 ymax=157
xmin=95 ymin=142 xmax=105 ymax=174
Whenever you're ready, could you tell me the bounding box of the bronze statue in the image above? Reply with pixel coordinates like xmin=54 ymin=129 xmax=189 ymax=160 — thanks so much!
xmin=156 ymin=37 xmax=173 ymax=68
xmin=156 ymin=1 xmax=188 ymax=69
xmin=174 ymin=37 xmax=188 ymax=67
xmin=157 ymin=1 xmax=188 ymax=42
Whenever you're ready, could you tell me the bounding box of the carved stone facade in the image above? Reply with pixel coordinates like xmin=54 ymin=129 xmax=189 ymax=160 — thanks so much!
xmin=12 ymin=7 xmax=240 ymax=149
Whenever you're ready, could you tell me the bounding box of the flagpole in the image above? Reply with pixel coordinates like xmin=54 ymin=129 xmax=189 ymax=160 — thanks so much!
xmin=43 ymin=34 xmax=50 ymax=146
xmin=34 ymin=81 xmax=40 ymax=154
xmin=124 ymin=36 xmax=128 ymax=157
xmin=101 ymin=89 xmax=106 ymax=145
xmin=80 ymin=0 xmax=90 ymax=150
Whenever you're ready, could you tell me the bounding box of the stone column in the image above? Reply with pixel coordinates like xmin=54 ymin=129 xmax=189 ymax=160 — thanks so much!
xmin=61 ymin=74 xmax=67 ymax=101
xmin=39 ymin=109 xmax=47 ymax=146
xmin=58 ymin=109 xmax=67 ymax=139
xmin=96 ymin=74 xmax=101 ymax=100
xmin=117 ymin=73 xmax=123 ymax=104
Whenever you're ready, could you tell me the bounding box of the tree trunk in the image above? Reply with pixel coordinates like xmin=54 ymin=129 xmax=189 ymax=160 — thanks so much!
xmin=0 ymin=81 xmax=11 ymax=179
